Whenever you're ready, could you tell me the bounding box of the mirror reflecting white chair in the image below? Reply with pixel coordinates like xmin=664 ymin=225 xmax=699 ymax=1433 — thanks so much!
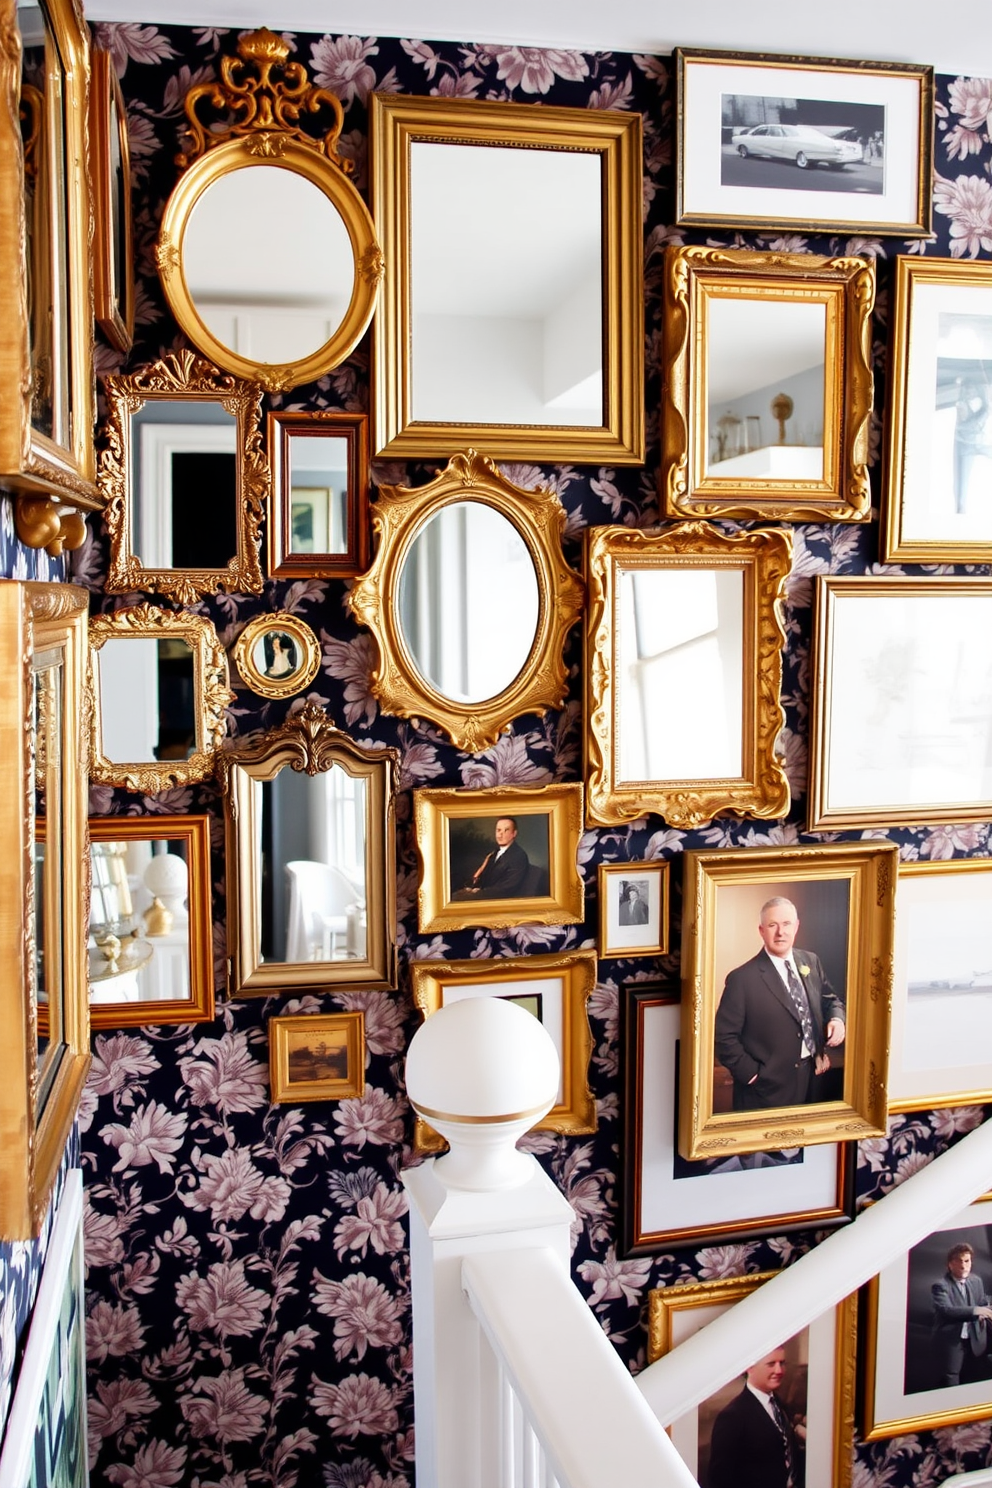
xmin=284 ymin=860 xmax=365 ymax=962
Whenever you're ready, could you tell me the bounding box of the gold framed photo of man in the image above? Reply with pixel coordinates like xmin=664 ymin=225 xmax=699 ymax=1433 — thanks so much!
xmin=599 ymin=859 xmax=670 ymax=957
xmin=414 ymin=784 xmax=584 ymax=933
xmin=679 ymin=843 xmax=896 ymax=1159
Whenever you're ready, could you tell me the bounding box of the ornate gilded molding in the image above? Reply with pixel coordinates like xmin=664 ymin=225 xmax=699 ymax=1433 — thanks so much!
xmin=348 ymin=450 xmax=585 ymax=754
xmin=99 ymin=352 xmax=267 ymax=603
xmin=233 ymin=612 xmax=321 ymax=701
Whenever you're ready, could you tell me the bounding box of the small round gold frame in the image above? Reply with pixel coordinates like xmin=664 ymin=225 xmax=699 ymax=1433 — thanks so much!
xmin=233 ymin=612 xmax=321 ymax=700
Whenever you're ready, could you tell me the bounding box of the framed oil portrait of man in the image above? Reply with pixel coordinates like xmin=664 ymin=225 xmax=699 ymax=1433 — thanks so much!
xmin=414 ymin=783 xmax=583 ymax=932
xmin=679 ymin=843 xmax=896 ymax=1160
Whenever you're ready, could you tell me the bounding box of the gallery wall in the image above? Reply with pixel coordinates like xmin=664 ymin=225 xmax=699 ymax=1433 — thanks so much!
xmin=71 ymin=22 xmax=992 ymax=1488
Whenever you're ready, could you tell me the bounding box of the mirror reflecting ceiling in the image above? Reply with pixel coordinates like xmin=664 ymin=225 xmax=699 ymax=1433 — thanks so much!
xmin=183 ymin=163 xmax=355 ymax=367
xmin=617 ymin=567 xmax=744 ymax=781
xmin=397 ymin=499 xmax=540 ymax=703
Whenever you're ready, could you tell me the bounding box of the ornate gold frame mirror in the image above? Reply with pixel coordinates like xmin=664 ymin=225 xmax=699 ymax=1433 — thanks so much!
xmin=348 ymin=450 xmax=584 ymax=753
xmin=370 ymin=93 xmax=643 ymax=463
xmin=89 ymin=603 xmax=234 ymax=793
xmin=1 ymin=582 xmax=90 ymax=1240
xmin=157 ymin=28 xmax=382 ymax=392
xmin=100 ymin=352 xmax=268 ymax=603
xmin=661 ymin=245 xmax=874 ymax=522
xmin=0 ymin=0 xmax=100 ymax=552
xmin=91 ymin=46 xmax=134 ymax=354
xmin=218 ymin=702 xmax=398 ymax=996
xmin=88 ymin=815 xmax=215 ymax=1029
xmin=584 ymin=522 xmax=792 ymax=829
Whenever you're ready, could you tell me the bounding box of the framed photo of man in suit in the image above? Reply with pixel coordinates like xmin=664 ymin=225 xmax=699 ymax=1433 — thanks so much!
xmin=648 ymin=1273 xmax=857 ymax=1488
xmin=679 ymin=843 xmax=897 ymax=1160
xmin=863 ymin=1198 xmax=992 ymax=1438
xmin=414 ymin=784 xmax=584 ymax=932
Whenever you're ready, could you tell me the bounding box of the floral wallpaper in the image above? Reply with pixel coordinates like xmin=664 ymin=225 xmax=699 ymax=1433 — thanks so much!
xmin=54 ymin=20 xmax=992 ymax=1488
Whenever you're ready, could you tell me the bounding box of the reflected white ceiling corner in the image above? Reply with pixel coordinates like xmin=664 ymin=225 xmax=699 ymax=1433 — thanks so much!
xmin=82 ymin=0 xmax=989 ymax=80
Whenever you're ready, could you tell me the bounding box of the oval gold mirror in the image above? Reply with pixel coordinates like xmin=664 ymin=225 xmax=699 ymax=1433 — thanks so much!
xmin=157 ymin=29 xmax=382 ymax=392
xmin=348 ymin=450 xmax=584 ymax=753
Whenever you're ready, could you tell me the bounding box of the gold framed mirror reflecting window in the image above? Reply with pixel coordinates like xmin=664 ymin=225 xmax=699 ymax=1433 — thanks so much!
xmin=661 ymin=245 xmax=874 ymax=522
xmin=370 ymin=93 xmax=643 ymax=464
xmin=99 ymin=352 xmax=269 ymax=603
xmin=218 ymin=702 xmax=398 ymax=997
xmin=584 ymin=522 xmax=792 ymax=829
xmin=1 ymin=581 xmax=90 ymax=1240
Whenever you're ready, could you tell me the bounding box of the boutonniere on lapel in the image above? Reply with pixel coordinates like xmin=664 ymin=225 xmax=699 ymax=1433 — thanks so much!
xmin=798 ymin=963 xmax=811 ymax=977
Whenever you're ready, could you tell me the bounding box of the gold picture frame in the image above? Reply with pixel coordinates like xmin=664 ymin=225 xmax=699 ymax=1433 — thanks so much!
xmin=598 ymin=860 xmax=670 ymax=959
xmin=269 ymin=1012 xmax=365 ymax=1104
xmin=410 ymin=949 xmax=597 ymax=1152
xmin=87 ymin=815 xmax=215 ymax=1029
xmin=348 ymin=450 xmax=585 ymax=754
xmin=808 ymin=576 xmax=992 ymax=831
xmin=99 ymin=352 xmax=268 ymax=604
xmin=675 ymin=47 xmax=933 ymax=239
xmin=882 ymin=256 xmax=992 ymax=563
xmin=89 ymin=604 xmax=234 ymax=794
xmin=218 ymin=702 xmax=398 ymax=997
xmin=414 ymin=783 xmax=584 ymax=933
xmin=233 ymin=612 xmax=321 ymax=701
xmin=267 ymin=410 xmax=370 ymax=579
xmin=157 ymin=29 xmax=382 ymax=393
xmin=862 ymin=1197 xmax=992 ymax=1438
xmin=0 ymin=583 xmax=90 ymax=1240
xmin=679 ymin=842 xmax=896 ymax=1161
xmin=370 ymin=92 xmax=643 ymax=464
xmin=583 ymin=521 xmax=792 ymax=829
xmin=888 ymin=857 xmax=992 ymax=1114
xmin=648 ymin=1272 xmax=857 ymax=1488
xmin=0 ymin=0 xmax=101 ymax=554
xmin=661 ymin=245 xmax=875 ymax=522
xmin=90 ymin=46 xmax=134 ymax=354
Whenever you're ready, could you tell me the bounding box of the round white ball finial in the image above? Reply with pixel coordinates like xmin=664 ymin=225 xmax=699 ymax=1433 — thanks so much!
xmin=406 ymin=997 xmax=560 ymax=1191
xmin=143 ymin=852 xmax=189 ymax=925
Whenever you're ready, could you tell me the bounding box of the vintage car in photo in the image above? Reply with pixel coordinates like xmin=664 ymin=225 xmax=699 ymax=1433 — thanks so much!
xmin=731 ymin=124 xmax=863 ymax=170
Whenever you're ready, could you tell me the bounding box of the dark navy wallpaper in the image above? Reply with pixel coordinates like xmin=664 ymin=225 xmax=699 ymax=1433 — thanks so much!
xmin=49 ymin=22 xmax=992 ymax=1487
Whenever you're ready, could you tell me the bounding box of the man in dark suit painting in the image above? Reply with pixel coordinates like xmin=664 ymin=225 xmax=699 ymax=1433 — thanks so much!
xmin=931 ymin=1243 xmax=992 ymax=1387
xmin=707 ymin=1347 xmax=804 ymax=1488
xmin=452 ymin=817 xmax=530 ymax=900
xmin=713 ymin=896 xmax=846 ymax=1111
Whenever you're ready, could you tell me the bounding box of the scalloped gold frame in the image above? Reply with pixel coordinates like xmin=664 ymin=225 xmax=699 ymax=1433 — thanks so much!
xmin=584 ymin=521 xmax=792 ymax=829
xmin=217 ymin=702 xmax=398 ymax=996
xmin=678 ymin=842 xmax=895 ymax=1162
xmin=233 ymin=611 xmax=320 ymax=700
xmin=410 ymin=948 xmax=597 ymax=1152
xmin=99 ymin=352 xmax=268 ymax=604
xmin=89 ymin=603 xmax=234 ymax=793
xmin=647 ymin=1271 xmax=857 ymax=1488
xmin=348 ymin=450 xmax=584 ymax=754
xmin=370 ymin=92 xmax=643 ymax=463
xmin=157 ymin=31 xmax=381 ymax=392
xmin=661 ymin=245 xmax=875 ymax=523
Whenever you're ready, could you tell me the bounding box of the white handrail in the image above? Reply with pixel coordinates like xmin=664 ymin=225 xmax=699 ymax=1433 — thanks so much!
xmin=637 ymin=1116 xmax=992 ymax=1425
xmin=463 ymin=1246 xmax=698 ymax=1488
xmin=941 ymin=1473 xmax=992 ymax=1487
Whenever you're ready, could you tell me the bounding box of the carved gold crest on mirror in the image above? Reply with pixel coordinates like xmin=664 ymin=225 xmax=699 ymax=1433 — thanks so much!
xmin=347 ymin=450 xmax=585 ymax=754
xmin=661 ymin=245 xmax=875 ymax=522
xmin=89 ymin=603 xmax=234 ymax=793
xmin=156 ymin=27 xmax=382 ymax=392
xmin=99 ymin=352 xmax=268 ymax=604
xmin=217 ymin=702 xmax=398 ymax=997
xmin=584 ymin=521 xmax=792 ymax=829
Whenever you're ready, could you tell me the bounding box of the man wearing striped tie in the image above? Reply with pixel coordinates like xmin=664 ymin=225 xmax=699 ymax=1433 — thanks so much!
xmin=706 ymin=1346 xmax=805 ymax=1488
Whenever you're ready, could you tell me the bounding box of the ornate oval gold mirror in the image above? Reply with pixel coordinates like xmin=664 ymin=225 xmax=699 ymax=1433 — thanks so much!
xmin=100 ymin=352 xmax=269 ymax=603
xmin=157 ymin=29 xmax=382 ymax=392
xmin=217 ymin=702 xmax=398 ymax=997
xmin=347 ymin=450 xmax=584 ymax=753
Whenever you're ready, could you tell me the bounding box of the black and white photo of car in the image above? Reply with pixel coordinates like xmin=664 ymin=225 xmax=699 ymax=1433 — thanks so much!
xmin=731 ymin=123 xmax=863 ymax=170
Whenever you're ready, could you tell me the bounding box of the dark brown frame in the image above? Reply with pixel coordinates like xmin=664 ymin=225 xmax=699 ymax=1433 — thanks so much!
xmin=267 ymin=410 xmax=370 ymax=578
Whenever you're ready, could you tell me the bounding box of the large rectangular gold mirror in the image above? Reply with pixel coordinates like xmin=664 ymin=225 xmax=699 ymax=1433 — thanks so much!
xmin=661 ymin=245 xmax=874 ymax=522
xmin=88 ymin=815 xmax=214 ymax=1028
xmin=0 ymin=0 xmax=100 ymax=551
xmin=1 ymin=582 xmax=90 ymax=1240
xmin=371 ymin=94 xmax=643 ymax=464
xmin=584 ymin=522 xmax=792 ymax=829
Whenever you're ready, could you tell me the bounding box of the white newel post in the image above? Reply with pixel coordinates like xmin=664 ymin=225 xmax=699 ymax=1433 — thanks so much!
xmin=402 ymin=997 xmax=574 ymax=1488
